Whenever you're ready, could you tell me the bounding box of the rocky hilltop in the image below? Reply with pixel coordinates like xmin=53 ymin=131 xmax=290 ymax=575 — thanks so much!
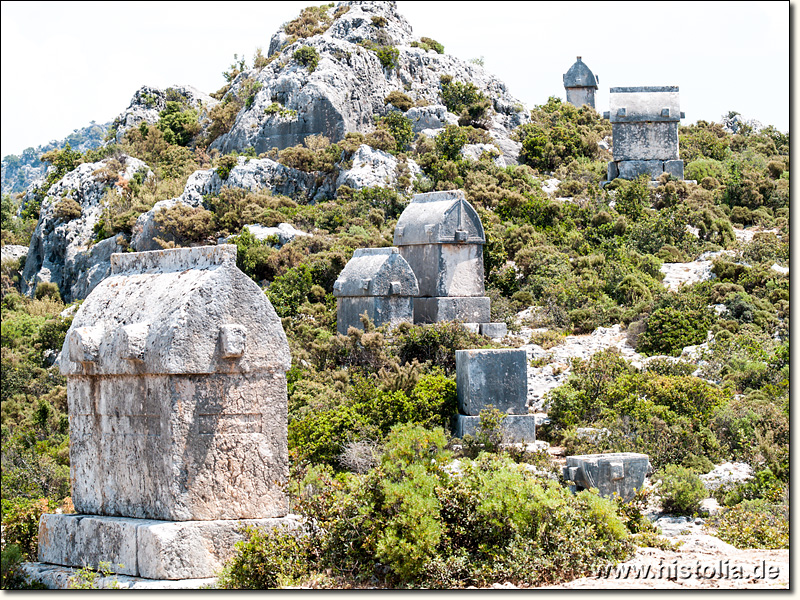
xmin=1 ymin=122 xmax=109 ymax=196
xmin=12 ymin=0 xmax=533 ymax=299
xmin=209 ymin=1 xmax=528 ymax=160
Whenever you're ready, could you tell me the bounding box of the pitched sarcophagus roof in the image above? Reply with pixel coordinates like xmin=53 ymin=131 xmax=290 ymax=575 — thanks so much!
xmin=333 ymin=247 xmax=419 ymax=298
xmin=59 ymin=244 xmax=290 ymax=377
xmin=393 ymin=190 xmax=485 ymax=246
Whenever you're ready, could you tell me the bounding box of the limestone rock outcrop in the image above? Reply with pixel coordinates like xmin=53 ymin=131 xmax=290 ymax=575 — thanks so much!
xmin=210 ymin=1 xmax=528 ymax=162
xmin=336 ymin=144 xmax=420 ymax=190
xmin=131 ymin=157 xmax=328 ymax=252
xmin=110 ymin=85 xmax=219 ymax=144
xmin=21 ymin=155 xmax=150 ymax=302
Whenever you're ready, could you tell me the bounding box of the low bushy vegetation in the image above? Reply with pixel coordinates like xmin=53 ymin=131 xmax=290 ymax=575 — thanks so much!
xmin=219 ymin=424 xmax=632 ymax=589
xmin=0 ymin=6 xmax=788 ymax=587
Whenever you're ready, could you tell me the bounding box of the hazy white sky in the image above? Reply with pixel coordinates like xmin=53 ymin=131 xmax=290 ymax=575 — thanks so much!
xmin=0 ymin=1 xmax=790 ymax=158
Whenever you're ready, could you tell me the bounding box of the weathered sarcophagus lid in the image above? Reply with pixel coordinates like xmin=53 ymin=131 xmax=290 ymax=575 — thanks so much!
xmin=393 ymin=190 xmax=485 ymax=246
xmin=60 ymin=244 xmax=290 ymax=377
xmin=333 ymin=247 xmax=419 ymax=298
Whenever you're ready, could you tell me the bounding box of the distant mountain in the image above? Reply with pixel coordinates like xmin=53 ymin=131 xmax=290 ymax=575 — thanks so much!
xmin=1 ymin=121 xmax=110 ymax=196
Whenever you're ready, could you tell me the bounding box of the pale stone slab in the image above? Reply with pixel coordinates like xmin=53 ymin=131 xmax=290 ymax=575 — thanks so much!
xmin=563 ymin=452 xmax=650 ymax=501
xmin=456 ymin=349 xmax=528 ymax=415
xmin=413 ymin=296 xmax=491 ymax=324
xmin=21 ymin=563 xmax=216 ymax=589
xmin=480 ymin=322 xmax=508 ymax=338
xmin=38 ymin=513 xmax=301 ymax=580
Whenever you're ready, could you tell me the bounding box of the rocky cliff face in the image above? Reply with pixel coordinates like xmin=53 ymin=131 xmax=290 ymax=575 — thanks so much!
xmin=21 ymin=156 xmax=149 ymax=302
xmin=110 ymin=85 xmax=219 ymax=144
xmin=210 ymin=1 xmax=528 ymax=162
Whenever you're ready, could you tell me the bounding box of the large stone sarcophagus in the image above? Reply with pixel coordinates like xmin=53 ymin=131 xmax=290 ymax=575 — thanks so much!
xmin=38 ymin=245 xmax=296 ymax=581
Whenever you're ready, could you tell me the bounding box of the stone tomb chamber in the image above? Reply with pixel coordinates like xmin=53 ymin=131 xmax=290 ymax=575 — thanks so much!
xmin=333 ymin=247 xmax=419 ymax=334
xmin=604 ymin=85 xmax=685 ymax=182
xmin=393 ymin=190 xmax=507 ymax=337
xmin=37 ymin=245 xmax=297 ymax=581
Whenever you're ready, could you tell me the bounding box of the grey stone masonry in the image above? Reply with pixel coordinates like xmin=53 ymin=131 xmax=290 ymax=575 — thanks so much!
xmin=604 ymin=86 xmax=685 ymax=181
xmin=456 ymin=349 xmax=528 ymax=415
xmin=394 ymin=190 xmax=485 ymax=298
xmin=563 ymin=56 xmax=599 ymax=109
xmin=38 ymin=513 xmax=300 ymax=580
xmin=58 ymin=245 xmax=290 ymax=521
xmin=455 ymin=349 xmax=535 ymax=442
xmin=394 ymin=190 xmax=500 ymax=327
xmin=563 ymin=452 xmax=650 ymax=501
xmin=333 ymin=247 xmax=419 ymax=333
xmin=39 ymin=244 xmax=296 ymax=582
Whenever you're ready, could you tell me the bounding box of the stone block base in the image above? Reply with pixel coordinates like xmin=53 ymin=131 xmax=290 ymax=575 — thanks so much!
xmin=454 ymin=414 xmax=537 ymax=443
xmin=608 ymin=159 xmax=684 ymax=181
xmin=563 ymin=452 xmax=650 ymax=501
xmin=480 ymin=322 xmax=508 ymax=338
xmin=20 ymin=562 xmax=215 ymax=589
xmin=38 ymin=513 xmax=300 ymax=580
xmin=414 ymin=296 xmax=491 ymax=324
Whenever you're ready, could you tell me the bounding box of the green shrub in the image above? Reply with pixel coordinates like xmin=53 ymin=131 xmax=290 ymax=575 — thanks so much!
xmin=654 ymin=464 xmax=706 ymax=515
xmin=378 ymin=111 xmax=414 ymax=153
xmin=637 ymin=306 xmax=712 ymax=356
xmin=267 ymin=264 xmax=313 ymax=318
xmin=293 ymin=46 xmax=320 ymax=71
xmin=284 ymin=5 xmax=334 ymax=38
xmin=152 ymin=203 xmax=215 ymax=249
xmin=375 ymin=46 xmax=399 ymax=71
xmin=157 ymin=101 xmax=199 ymax=146
xmin=0 ymin=498 xmax=56 ymax=560
xmin=434 ymin=125 xmax=469 ymax=162
xmin=216 ymin=155 xmax=238 ymax=180
xmin=384 ymin=91 xmax=413 ymax=112
xmin=53 ymin=198 xmax=82 ymax=222
xmin=217 ymin=525 xmax=313 ymax=589
xmin=711 ymin=500 xmax=788 ymax=549
xmin=33 ymin=282 xmax=61 ymax=302
xmin=420 ymin=37 xmax=444 ymax=54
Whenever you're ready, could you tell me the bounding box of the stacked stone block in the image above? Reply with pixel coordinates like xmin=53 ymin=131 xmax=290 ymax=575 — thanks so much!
xmin=393 ymin=190 xmax=506 ymax=337
xmin=454 ymin=349 xmax=535 ymax=442
xmin=37 ymin=245 xmax=295 ymax=581
xmin=604 ymin=86 xmax=685 ymax=181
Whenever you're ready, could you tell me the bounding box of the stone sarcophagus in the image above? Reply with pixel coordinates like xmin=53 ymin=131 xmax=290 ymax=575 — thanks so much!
xmin=333 ymin=247 xmax=419 ymax=334
xmin=38 ymin=245 xmax=295 ymax=581
xmin=604 ymin=86 xmax=685 ymax=181
xmin=394 ymin=190 xmax=492 ymax=326
xmin=60 ymin=245 xmax=290 ymax=521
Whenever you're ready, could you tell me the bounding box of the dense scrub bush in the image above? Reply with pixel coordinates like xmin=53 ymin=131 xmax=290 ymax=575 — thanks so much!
xmin=221 ymin=424 xmax=631 ymax=588
xmin=636 ymin=306 xmax=713 ymax=356
xmin=514 ymin=97 xmax=609 ymax=172
xmin=711 ymin=499 xmax=788 ymax=549
xmin=545 ymin=349 xmax=731 ymax=469
xmin=384 ymin=90 xmax=413 ymax=112
xmin=653 ymin=464 xmax=706 ymax=515
xmin=294 ymin=46 xmax=320 ymax=71
xmin=439 ymin=75 xmax=490 ymax=128
xmin=157 ymin=101 xmax=200 ymax=146
xmin=283 ymin=4 xmax=333 ymax=38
